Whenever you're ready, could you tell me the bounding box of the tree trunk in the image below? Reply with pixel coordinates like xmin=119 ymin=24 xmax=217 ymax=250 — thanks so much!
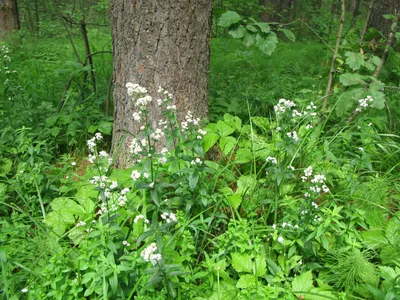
xmin=110 ymin=1 xmax=212 ymax=168
xmin=368 ymin=0 xmax=399 ymax=36
xmin=259 ymin=0 xmax=294 ymax=22
xmin=0 ymin=0 xmax=19 ymax=36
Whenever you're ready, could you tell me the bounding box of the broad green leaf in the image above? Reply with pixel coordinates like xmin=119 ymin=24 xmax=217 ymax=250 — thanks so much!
xmin=216 ymin=120 xmax=234 ymax=137
xmin=243 ymin=31 xmax=255 ymax=47
xmin=97 ymin=121 xmax=113 ymax=135
xmin=209 ymin=281 xmax=237 ymax=300
xmin=75 ymin=186 xmax=97 ymax=213
xmin=45 ymin=115 xmax=59 ymax=127
xmin=251 ymin=116 xmax=269 ymax=131
xmin=0 ymin=183 xmax=7 ymax=196
xmin=369 ymin=89 xmax=385 ymax=109
xmin=345 ymin=51 xmax=365 ymax=71
xmin=220 ymin=136 xmax=236 ymax=155
xmin=335 ymin=91 xmax=354 ymax=117
xmin=256 ymin=32 xmax=278 ymax=56
xmin=236 ymin=274 xmax=256 ymax=289
xmin=189 ymin=171 xmax=199 ymax=190
xmin=223 ymin=113 xmax=242 ymax=131
xmin=253 ymin=21 xmax=270 ymax=33
xmin=0 ymin=158 xmax=12 ymax=176
xmin=235 ymin=148 xmax=253 ymax=163
xmin=87 ymin=124 xmax=97 ymax=133
xmin=229 ymin=25 xmax=245 ymax=39
xmin=339 ymin=73 xmax=366 ymax=86
xmin=231 ymin=253 xmax=252 ymax=273
xmin=279 ymin=28 xmax=296 ymax=41
xmin=237 ymin=175 xmax=257 ymax=196
xmin=255 ymin=255 xmax=266 ymax=276
xmin=292 ymin=270 xmax=313 ymax=295
xmin=227 ymin=194 xmax=241 ymax=210
xmin=371 ymin=55 xmax=381 ymax=66
xmin=50 ymin=197 xmax=85 ymax=217
xmin=246 ymin=24 xmax=257 ymax=33
xmin=218 ymin=11 xmax=242 ymax=28
xmin=203 ymin=132 xmax=220 ymax=153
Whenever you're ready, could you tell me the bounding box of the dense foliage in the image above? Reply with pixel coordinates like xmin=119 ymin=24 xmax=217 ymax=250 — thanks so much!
xmin=1 ymin=1 xmax=400 ymax=299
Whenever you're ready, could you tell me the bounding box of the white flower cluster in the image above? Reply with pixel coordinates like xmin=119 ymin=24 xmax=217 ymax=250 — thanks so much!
xmin=126 ymin=82 xmax=147 ymax=97
xmin=303 ymin=101 xmax=318 ymax=117
xmin=181 ymin=111 xmax=200 ymax=131
xmin=274 ymin=98 xmax=296 ymax=115
xmin=150 ymin=128 xmax=165 ymax=141
xmin=141 ymin=243 xmax=162 ymax=265
xmin=286 ymin=131 xmax=299 ymax=141
xmin=266 ymin=156 xmax=277 ymax=164
xmin=356 ymin=96 xmax=373 ymax=112
xmin=161 ymin=212 xmax=177 ymax=223
xmin=157 ymin=86 xmax=173 ymax=99
xmin=131 ymin=170 xmax=141 ymax=181
xmin=134 ymin=214 xmax=150 ymax=223
xmin=191 ymin=158 xmax=202 ymax=165
xmin=197 ymin=128 xmax=207 ymax=140
xmin=122 ymin=240 xmax=130 ymax=247
xmin=1 ymin=45 xmax=11 ymax=62
xmin=129 ymin=138 xmax=147 ymax=155
xmin=87 ymin=132 xmax=103 ymax=153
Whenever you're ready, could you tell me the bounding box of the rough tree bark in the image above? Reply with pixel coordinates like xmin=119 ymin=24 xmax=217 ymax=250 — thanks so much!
xmin=0 ymin=0 xmax=19 ymax=37
xmin=368 ymin=0 xmax=399 ymax=36
xmin=110 ymin=1 xmax=212 ymax=168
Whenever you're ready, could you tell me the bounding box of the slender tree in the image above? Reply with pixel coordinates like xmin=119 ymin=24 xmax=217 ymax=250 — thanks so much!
xmin=0 ymin=0 xmax=19 ymax=36
xmin=110 ymin=1 xmax=213 ymax=168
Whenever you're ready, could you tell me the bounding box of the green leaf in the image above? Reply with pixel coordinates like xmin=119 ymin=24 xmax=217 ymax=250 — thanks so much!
xmin=75 ymin=186 xmax=97 ymax=213
xmin=251 ymin=116 xmax=269 ymax=131
xmin=254 ymin=255 xmax=266 ymax=276
xmin=371 ymin=55 xmax=381 ymax=67
xmin=0 ymin=183 xmax=7 ymax=197
xmin=218 ymin=11 xmax=242 ymax=28
xmin=369 ymin=86 xmax=385 ymax=110
xmin=252 ymin=20 xmax=270 ymax=33
xmin=0 ymin=158 xmax=12 ymax=176
xmin=231 ymin=253 xmax=253 ymax=273
xmin=87 ymin=124 xmax=97 ymax=133
xmin=209 ymin=281 xmax=237 ymax=300
xmin=246 ymin=24 xmax=257 ymax=33
xmin=227 ymin=194 xmax=242 ymax=210
xmin=292 ymin=271 xmax=313 ymax=295
xmin=229 ymin=25 xmax=245 ymax=39
xmin=278 ymin=28 xmax=296 ymax=41
xmin=237 ymin=175 xmax=257 ymax=196
xmin=189 ymin=171 xmax=199 ymax=191
xmin=345 ymin=52 xmax=365 ymax=71
xmin=45 ymin=115 xmax=59 ymax=127
xmin=339 ymin=73 xmax=366 ymax=86
xmin=203 ymin=132 xmax=220 ymax=153
xmin=256 ymin=32 xmax=278 ymax=56
xmin=243 ymin=31 xmax=255 ymax=47
xmin=220 ymin=136 xmax=236 ymax=155
xmin=97 ymin=121 xmax=113 ymax=135
xmin=216 ymin=120 xmax=234 ymax=137
xmin=235 ymin=148 xmax=253 ymax=163
xmin=223 ymin=113 xmax=242 ymax=131
xmin=236 ymin=274 xmax=256 ymax=289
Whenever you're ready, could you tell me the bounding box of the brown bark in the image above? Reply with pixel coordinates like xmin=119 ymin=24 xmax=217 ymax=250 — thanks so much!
xmin=0 ymin=0 xmax=19 ymax=36
xmin=110 ymin=1 xmax=212 ymax=168
xmin=368 ymin=0 xmax=399 ymax=36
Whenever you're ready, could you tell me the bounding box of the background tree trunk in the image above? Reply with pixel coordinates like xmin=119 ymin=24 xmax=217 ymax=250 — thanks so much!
xmin=110 ymin=0 xmax=212 ymax=168
xmin=368 ymin=0 xmax=399 ymax=35
xmin=259 ymin=0 xmax=295 ymax=22
xmin=0 ymin=0 xmax=19 ymax=36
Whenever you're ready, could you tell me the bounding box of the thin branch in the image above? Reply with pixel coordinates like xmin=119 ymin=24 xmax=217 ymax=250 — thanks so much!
xmin=280 ymin=18 xmax=334 ymax=52
xmin=360 ymin=0 xmax=374 ymax=47
xmin=323 ymin=0 xmax=345 ymax=110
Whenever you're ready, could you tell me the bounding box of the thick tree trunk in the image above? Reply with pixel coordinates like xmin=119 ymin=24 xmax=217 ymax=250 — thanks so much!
xmin=259 ymin=0 xmax=295 ymax=22
xmin=368 ymin=0 xmax=399 ymax=36
xmin=0 ymin=0 xmax=19 ymax=36
xmin=110 ymin=1 xmax=212 ymax=168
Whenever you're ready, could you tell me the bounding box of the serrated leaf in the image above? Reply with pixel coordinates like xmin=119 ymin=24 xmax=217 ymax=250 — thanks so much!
xmin=209 ymin=281 xmax=237 ymax=300
xmin=256 ymin=32 xmax=278 ymax=56
xmin=371 ymin=55 xmax=381 ymax=66
xmin=75 ymin=186 xmax=97 ymax=213
xmin=243 ymin=31 xmax=255 ymax=47
xmin=251 ymin=116 xmax=269 ymax=131
xmin=369 ymin=89 xmax=385 ymax=109
xmin=237 ymin=175 xmax=257 ymax=196
xmin=255 ymin=255 xmax=266 ymax=276
xmin=279 ymin=28 xmax=296 ymax=41
xmin=246 ymin=24 xmax=257 ymax=33
xmin=229 ymin=25 xmax=245 ymax=39
xmin=223 ymin=114 xmax=242 ymax=131
xmin=292 ymin=271 xmax=313 ymax=295
xmin=231 ymin=253 xmax=252 ymax=273
xmin=218 ymin=11 xmax=242 ymax=28
xmin=220 ymin=136 xmax=236 ymax=155
xmin=253 ymin=21 xmax=270 ymax=33
xmin=345 ymin=51 xmax=365 ymax=70
xmin=339 ymin=73 xmax=366 ymax=86
xmin=236 ymin=274 xmax=256 ymax=289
